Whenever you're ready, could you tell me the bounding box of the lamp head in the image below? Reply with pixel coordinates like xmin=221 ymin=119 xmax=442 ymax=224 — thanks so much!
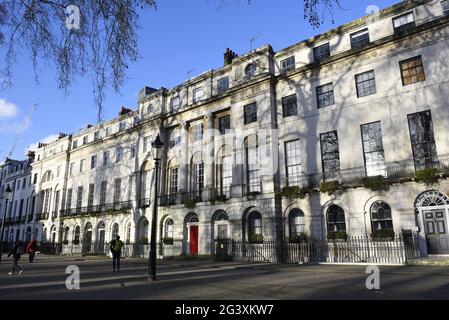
xmin=4 ymin=185 xmax=12 ymax=201
xmin=151 ymin=134 xmax=164 ymax=161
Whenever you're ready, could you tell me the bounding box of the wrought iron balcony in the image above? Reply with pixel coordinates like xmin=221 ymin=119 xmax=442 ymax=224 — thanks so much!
xmin=138 ymin=198 xmax=150 ymax=208
xmin=60 ymin=201 xmax=133 ymax=218
xmin=159 ymin=194 xmax=178 ymax=207
xmin=289 ymin=154 xmax=449 ymax=189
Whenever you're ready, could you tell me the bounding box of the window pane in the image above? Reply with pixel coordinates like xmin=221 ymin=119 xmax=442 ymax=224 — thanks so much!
xmin=355 ymin=70 xmax=376 ymax=97
xmin=361 ymin=122 xmax=386 ymax=177
xmin=244 ymin=103 xmax=257 ymax=125
xmin=320 ymin=131 xmax=340 ymax=181
xmin=316 ymin=83 xmax=335 ymax=108
xmin=285 ymin=140 xmax=302 ymax=186
xmin=400 ymin=56 xmax=425 ymax=86
xmin=281 ymin=56 xmax=295 ymax=72
xmin=313 ymin=43 xmax=330 ymax=62
xmin=408 ymin=111 xmax=438 ymax=170
xmin=351 ymin=29 xmax=370 ymax=49
xmin=282 ymin=94 xmax=298 ymax=117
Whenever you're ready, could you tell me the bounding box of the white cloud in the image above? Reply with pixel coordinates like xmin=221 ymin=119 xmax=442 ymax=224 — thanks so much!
xmin=25 ymin=134 xmax=60 ymax=154
xmin=0 ymin=99 xmax=18 ymax=118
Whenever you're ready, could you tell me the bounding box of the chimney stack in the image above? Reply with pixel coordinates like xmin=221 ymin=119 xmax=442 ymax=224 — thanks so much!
xmin=224 ymin=48 xmax=238 ymax=66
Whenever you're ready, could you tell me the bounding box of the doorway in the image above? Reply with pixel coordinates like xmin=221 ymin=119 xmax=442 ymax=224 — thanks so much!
xmin=423 ymin=210 xmax=449 ymax=254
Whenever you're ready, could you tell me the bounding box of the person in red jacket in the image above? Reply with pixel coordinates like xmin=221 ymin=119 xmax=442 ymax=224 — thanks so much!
xmin=26 ymin=239 xmax=38 ymax=263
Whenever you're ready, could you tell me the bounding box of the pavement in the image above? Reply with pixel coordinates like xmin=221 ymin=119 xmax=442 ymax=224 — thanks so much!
xmin=1 ymin=254 xmax=449 ymax=300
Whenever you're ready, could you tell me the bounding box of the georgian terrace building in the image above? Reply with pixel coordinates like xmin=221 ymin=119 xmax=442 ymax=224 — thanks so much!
xmin=2 ymin=0 xmax=449 ymax=257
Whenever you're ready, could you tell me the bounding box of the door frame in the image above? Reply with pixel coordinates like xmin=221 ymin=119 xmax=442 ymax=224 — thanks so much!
xmin=417 ymin=206 xmax=449 ymax=254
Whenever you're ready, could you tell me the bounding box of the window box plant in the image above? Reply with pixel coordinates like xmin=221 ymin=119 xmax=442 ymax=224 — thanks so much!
xmin=279 ymin=186 xmax=300 ymax=200
xmin=249 ymin=233 xmax=264 ymax=244
xmin=184 ymin=198 xmax=198 ymax=209
xmin=327 ymin=231 xmax=348 ymax=241
xmin=415 ymin=168 xmax=440 ymax=186
xmin=289 ymin=233 xmax=308 ymax=243
xmin=371 ymin=229 xmax=395 ymax=241
xmin=361 ymin=175 xmax=388 ymax=191
xmin=320 ymin=180 xmax=340 ymax=195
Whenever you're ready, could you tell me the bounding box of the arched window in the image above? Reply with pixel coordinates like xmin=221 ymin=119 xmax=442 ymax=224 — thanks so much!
xmin=112 ymin=223 xmax=120 ymax=240
xmin=64 ymin=226 xmax=70 ymax=242
xmin=214 ymin=211 xmax=229 ymax=240
xmin=42 ymin=170 xmax=54 ymax=183
xmin=370 ymin=201 xmax=393 ymax=231
xmin=289 ymin=209 xmax=305 ymax=237
xmin=74 ymin=226 xmax=80 ymax=245
xmin=248 ymin=211 xmax=263 ymax=242
xmin=245 ymin=63 xmax=256 ymax=79
xmin=164 ymin=219 xmax=174 ymax=240
xmin=327 ymin=205 xmax=346 ymax=233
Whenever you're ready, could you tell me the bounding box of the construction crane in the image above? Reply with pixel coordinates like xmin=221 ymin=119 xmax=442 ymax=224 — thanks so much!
xmin=4 ymin=103 xmax=37 ymax=161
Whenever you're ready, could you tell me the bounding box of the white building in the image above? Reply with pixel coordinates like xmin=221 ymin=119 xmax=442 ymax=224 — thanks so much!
xmin=1 ymin=0 xmax=449 ymax=259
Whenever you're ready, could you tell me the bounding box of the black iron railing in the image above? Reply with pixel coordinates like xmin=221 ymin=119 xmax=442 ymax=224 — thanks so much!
xmin=138 ymin=198 xmax=150 ymax=208
xmin=159 ymin=194 xmax=178 ymax=206
xmin=60 ymin=201 xmax=133 ymax=218
xmin=214 ymin=233 xmax=421 ymax=265
xmin=292 ymin=154 xmax=449 ymax=188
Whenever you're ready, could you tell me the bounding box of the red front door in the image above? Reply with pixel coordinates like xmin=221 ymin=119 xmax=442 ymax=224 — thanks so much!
xmin=189 ymin=226 xmax=199 ymax=255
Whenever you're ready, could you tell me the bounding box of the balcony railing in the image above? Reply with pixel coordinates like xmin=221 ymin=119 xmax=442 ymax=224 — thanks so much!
xmin=291 ymin=154 xmax=449 ymax=189
xmin=159 ymin=194 xmax=178 ymax=207
xmin=138 ymin=198 xmax=150 ymax=208
xmin=36 ymin=212 xmax=49 ymax=221
xmin=181 ymin=191 xmax=203 ymax=204
xmin=60 ymin=201 xmax=133 ymax=218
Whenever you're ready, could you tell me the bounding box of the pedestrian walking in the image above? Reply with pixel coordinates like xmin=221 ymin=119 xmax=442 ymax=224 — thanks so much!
xmin=8 ymin=240 xmax=24 ymax=276
xmin=109 ymin=236 xmax=123 ymax=272
xmin=26 ymin=238 xmax=38 ymax=263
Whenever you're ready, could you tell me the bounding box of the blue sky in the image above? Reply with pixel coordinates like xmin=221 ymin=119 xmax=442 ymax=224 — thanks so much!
xmin=0 ymin=0 xmax=399 ymax=160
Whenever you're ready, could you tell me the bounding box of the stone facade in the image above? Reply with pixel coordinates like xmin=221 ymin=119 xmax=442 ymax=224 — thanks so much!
xmin=1 ymin=0 xmax=449 ymax=257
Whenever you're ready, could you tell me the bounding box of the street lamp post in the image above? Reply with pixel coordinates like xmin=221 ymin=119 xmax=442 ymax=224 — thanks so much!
xmin=0 ymin=185 xmax=13 ymax=264
xmin=149 ymin=134 xmax=164 ymax=281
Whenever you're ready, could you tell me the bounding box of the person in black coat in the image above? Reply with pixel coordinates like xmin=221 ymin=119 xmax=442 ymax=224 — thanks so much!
xmin=8 ymin=240 xmax=24 ymax=276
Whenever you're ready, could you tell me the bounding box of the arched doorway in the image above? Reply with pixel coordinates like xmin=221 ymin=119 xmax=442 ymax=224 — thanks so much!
xmin=184 ymin=212 xmax=199 ymax=255
xmin=50 ymin=225 xmax=57 ymax=243
xmin=83 ymin=223 xmax=93 ymax=253
xmin=111 ymin=223 xmax=119 ymax=240
xmin=211 ymin=210 xmax=229 ymax=240
xmin=138 ymin=218 xmax=149 ymax=244
xmin=415 ymin=191 xmax=449 ymax=254
xmin=97 ymin=222 xmax=106 ymax=253
xmin=26 ymin=227 xmax=32 ymax=243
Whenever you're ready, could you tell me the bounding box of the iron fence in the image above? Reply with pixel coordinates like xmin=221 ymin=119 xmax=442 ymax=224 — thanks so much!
xmin=214 ymin=233 xmax=421 ymax=265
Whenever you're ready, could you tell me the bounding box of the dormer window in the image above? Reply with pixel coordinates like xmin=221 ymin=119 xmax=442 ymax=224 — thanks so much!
xmin=82 ymin=136 xmax=88 ymax=145
xmin=393 ymin=12 xmax=415 ymax=34
xmin=72 ymin=140 xmax=78 ymax=149
xmin=94 ymin=131 xmax=100 ymax=141
xmin=350 ymin=29 xmax=370 ymax=49
xmin=119 ymin=121 xmax=126 ymax=132
xmin=171 ymin=96 xmax=180 ymax=111
xmin=245 ymin=63 xmax=256 ymax=79
xmin=280 ymin=56 xmax=295 ymax=72
xmin=106 ymin=127 xmax=112 ymax=136
xmin=147 ymin=105 xmax=154 ymax=114
xmin=313 ymin=43 xmax=330 ymax=63
xmin=193 ymin=87 xmax=203 ymax=103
